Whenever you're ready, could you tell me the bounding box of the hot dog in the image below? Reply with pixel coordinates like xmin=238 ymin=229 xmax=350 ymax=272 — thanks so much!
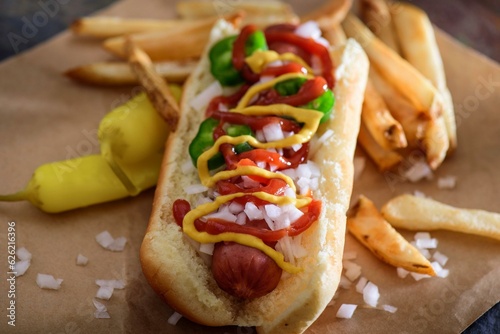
xmin=140 ymin=18 xmax=368 ymax=333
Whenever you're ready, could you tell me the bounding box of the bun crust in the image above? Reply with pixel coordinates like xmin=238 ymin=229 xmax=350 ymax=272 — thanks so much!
xmin=140 ymin=21 xmax=369 ymax=334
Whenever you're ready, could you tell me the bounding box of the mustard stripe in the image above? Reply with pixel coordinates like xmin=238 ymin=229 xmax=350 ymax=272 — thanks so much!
xmin=182 ymin=192 xmax=312 ymax=273
xmin=236 ymin=72 xmax=314 ymax=109
xmin=206 ymin=166 xmax=296 ymax=191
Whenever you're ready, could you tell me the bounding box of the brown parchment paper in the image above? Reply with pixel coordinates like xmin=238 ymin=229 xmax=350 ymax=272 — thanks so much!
xmin=0 ymin=0 xmax=499 ymax=333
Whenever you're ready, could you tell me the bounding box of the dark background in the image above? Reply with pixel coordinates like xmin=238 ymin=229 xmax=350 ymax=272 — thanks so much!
xmin=0 ymin=0 xmax=498 ymax=333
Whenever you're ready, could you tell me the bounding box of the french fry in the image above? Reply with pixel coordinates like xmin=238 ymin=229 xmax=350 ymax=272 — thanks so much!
xmin=71 ymin=17 xmax=186 ymax=38
xmin=381 ymin=194 xmax=500 ymax=241
xmin=391 ymin=2 xmax=457 ymax=152
xmin=348 ymin=195 xmax=435 ymax=275
xmin=65 ymin=59 xmax=196 ymax=86
xmin=369 ymin=66 xmax=426 ymax=148
xmin=359 ymin=0 xmax=400 ymax=52
xmin=127 ymin=42 xmax=179 ymax=131
xmin=176 ymin=0 xmax=299 ymax=27
xmin=421 ymin=116 xmax=449 ymax=170
xmin=103 ymin=15 xmax=224 ymax=61
xmin=301 ymin=0 xmax=352 ymax=29
xmin=362 ymin=80 xmax=407 ymax=150
xmin=342 ymin=14 xmax=443 ymax=119
xmin=358 ymin=121 xmax=403 ymax=171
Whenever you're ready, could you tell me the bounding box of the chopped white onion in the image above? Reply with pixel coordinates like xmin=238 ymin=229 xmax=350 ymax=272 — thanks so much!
xmin=95 ymin=231 xmax=114 ymax=248
xmin=76 ymin=254 xmax=89 ymax=266
xmin=190 ymin=81 xmax=222 ymax=113
xmin=255 ymin=130 xmax=265 ymax=142
xmin=96 ymin=286 xmax=114 ymax=300
xmin=36 ymin=273 xmax=63 ymax=290
xmin=396 ymin=267 xmax=409 ymax=279
xmin=295 ymin=21 xmax=322 ymax=40
xmin=262 ymin=122 xmax=285 ymax=142
xmin=93 ymin=299 xmax=110 ymax=319
xmin=205 ymin=205 xmax=237 ymax=223
xmin=382 ymin=304 xmax=398 ymax=313
xmin=336 ymin=304 xmax=357 ymax=319
xmin=107 ymin=237 xmax=127 ymax=252
xmin=282 ymin=204 xmax=304 ymax=224
xmin=291 ymin=235 xmax=307 ymax=258
xmin=16 ymin=247 xmax=32 ymax=261
xmin=414 ymin=232 xmax=432 ymax=240
xmin=236 ymin=212 xmax=247 ymax=225
xmin=199 ymin=243 xmax=215 ymax=255
xmin=363 ymin=282 xmax=380 ymax=307
xmin=415 ymin=238 xmax=438 ymax=249
xmin=343 ymin=261 xmax=362 ymax=282
xmin=355 ymin=276 xmax=368 ymax=294
xmin=404 ymin=161 xmax=433 ymax=182
xmin=436 ymin=268 xmax=450 ymax=278
xmin=93 ymin=299 xmax=107 ymax=312
xmin=437 ymin=175 xmax=457 ymax=189
xmin=244 ymin=202 xmax=264 ymax=220
xmin=14 ymin=260 xmax=30 ymax=277
xmin=339 ymin=275 xmax=352 ymax=289
xmin=96 ymin=279 xmax=126 ymax=289
xmin=432 ymin=251 xmax=449 ymax=266
xmin=167 ymin=312 xmax=183 ymax=325
xmin=228 ymin=201 xmax=244 ymax=214
xmin=264 ymin=204 xmax=282 ymax=219
xmin=184 ymin=184 xmax=209 ymax=195
xmin=410 ymin=272 xmax=431 ymax=281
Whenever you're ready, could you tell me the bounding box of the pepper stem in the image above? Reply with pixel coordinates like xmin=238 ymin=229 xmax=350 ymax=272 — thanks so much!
xmin=0 ymin=190 xmax=27 ymax=202
xmin=101 ymin=141 xmax=140 ymax=196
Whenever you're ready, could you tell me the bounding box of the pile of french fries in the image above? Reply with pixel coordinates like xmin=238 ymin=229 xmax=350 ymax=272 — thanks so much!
xmin=65 ymin=0 xmax=499 ymax=276
xmin=345 ymin=0 xmax=457 ymax=172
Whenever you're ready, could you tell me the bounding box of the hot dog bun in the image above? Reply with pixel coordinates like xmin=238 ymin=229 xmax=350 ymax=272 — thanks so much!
xmin=140 ymin=20 xmax=368 ymax=333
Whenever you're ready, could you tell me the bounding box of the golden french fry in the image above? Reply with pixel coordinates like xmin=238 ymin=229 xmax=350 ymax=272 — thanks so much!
xmin=127 ymin=42 xmax=179 ymax=131
xmin=391 ymin=2 xmax=457 ymax=152
xmin=103 ymin=15 xmax=223 ymax=61
xmin=65 ymin=59 xmax=196 ymax=86
xmin=421 ymin=116 xmax=449 ymax=170
xmin=381 ymin=194 xmax=500 ymax=241
xmin=70 ymin=17 xmax=187 ymax=38
xmin=301 ymin=0 xmax=352 ymax=29
xmin=176 ymin=0 xmax=299 ymax=26
xmin=359 ymin=0 xmax=400 ymax=52
xmin=362 ymin=79 xmax=407 ymax=150
xmin=358 ymin=120 xmax=403 ymax=171
xmin=369 ymin=66 xmax=426 ymax=148
xmin=348 ymin=195 xmax=435 ymax=275
xmin=342 ymin=14 xmax=443 ymax=119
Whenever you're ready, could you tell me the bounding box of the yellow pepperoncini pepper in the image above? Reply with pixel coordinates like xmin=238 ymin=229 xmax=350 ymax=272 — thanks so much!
xmin=0 ymin=84 xmax=181 ymax=213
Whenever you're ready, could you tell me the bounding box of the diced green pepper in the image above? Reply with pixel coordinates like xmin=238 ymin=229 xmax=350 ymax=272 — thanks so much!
xmin=189 ymin=118 xmax=253 ymax=170
xmin=209 ymin=30 xmax=268 ymax=86
xmin=274 ymin=78 xmax=335 ymax=123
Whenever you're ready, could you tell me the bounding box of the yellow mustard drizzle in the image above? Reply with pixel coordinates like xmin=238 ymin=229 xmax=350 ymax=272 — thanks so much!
xmin=183 ymin=192 xmax=312 ymax=274
xmin=245 ymin=50 xmax=313 ymax=74
xmin=184 ymin=60 xmax=325 ymax=273
xmin=205 ymin=166 xmax=296 ymax=191
xmin=236 ymin=72 xmax=314 ymax=109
